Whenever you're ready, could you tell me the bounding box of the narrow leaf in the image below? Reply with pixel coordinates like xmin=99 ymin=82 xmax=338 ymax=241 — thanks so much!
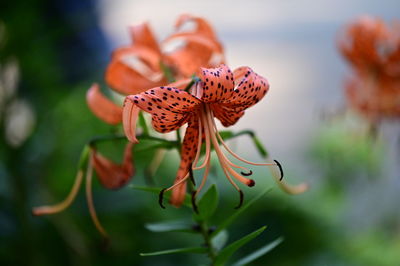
xmin=145 ymin=220 xmax=195 ymax=233
xmin=140 ymin=247 xmax=207 ymax=256
xmin=218 ymin=130 xmax=234 ymax=140
xmin=232 ymin=237 xmax=284 ymax=266
xmin=211 ymin=187 xmax=272 ymax=237
xmin=130 ymin=185 xmax=191 ymax=208
xmin=194 ymin=185 xmax=218 ymax=221
xmin=215 ymin=226 xmax=267 ymax=266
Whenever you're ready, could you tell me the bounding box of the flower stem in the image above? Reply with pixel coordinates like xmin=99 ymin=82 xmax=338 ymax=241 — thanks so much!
xmin=199 ymin=220 xmax=217 ymax=264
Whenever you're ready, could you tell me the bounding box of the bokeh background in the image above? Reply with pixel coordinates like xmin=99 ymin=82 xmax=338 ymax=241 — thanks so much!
xmin=1 ymin=0 xmax=400 ymax=265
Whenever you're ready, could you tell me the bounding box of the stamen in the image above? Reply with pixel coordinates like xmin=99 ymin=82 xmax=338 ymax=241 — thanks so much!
xmin=85 ymin=155 xmax=108 ymax=238
xmin=194 ymin=156 xmax=210 ymax=197
xmin=241 ymin=170 xmax=253 ymax=176
xmin=32 ymin=170 xmax=84 ymax=216
xmin=193 ymin=113 xmax=211 ymax=170
xmin=191 ymin=191 xmax=199 ymax=214
xmin=159 ymin=172 xmax=191 ymax=208
xmin=234 ymin=190 xmax=244 ymax=209
xmin=273 ymin=159 xmax=284 ymax=180
xmin=189 ymin=166 xmax=196 ymax=186
xmin=158 ymin=188 xmax=167 ymax=209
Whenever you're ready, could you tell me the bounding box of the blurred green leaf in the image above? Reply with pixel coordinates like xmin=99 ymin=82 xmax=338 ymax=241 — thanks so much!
xmin=212 ymin=187 xmax=272 ymax=237
xmin=145 ymin=220 xmax=195 ymax=233
xmin=194 ymin=184 xmax=218 ymax=221
xmin=212 ymin=230 xmax=229 ymax=252
xmin=215 ymin=226 xmax=267 ymax=266
xmin=129 ymin=185 xmax=191 ymax=208
xmin=140 ymin=247 xmax=207 ymax=256
xmin=232 ymin=237 xmax=284 ymax=266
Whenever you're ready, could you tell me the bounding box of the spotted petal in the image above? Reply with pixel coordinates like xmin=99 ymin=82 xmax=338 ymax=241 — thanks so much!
xmin=123 ymin=85 xmax=201 ymax=142
xmin=198 ymin=65 xmax=235 ymax=103
xmin=170 ymin=116 xmax=200 ymax=207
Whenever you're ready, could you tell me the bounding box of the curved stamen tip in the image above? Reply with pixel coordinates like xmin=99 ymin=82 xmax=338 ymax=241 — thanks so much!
xmin=247 ymin=179 xmax=255 ymax=187
xmin=240 ymin=170 xmax=253 ymax=176
xmin=158 ymin=188 xmax=167 ymax=209
xmin=191 ymin=191 xmax=199 ymax=214
xmin=273 ymin=159 xmax=284 ymax=181
xmin=234 ymin=190 xmax=244 ymax=209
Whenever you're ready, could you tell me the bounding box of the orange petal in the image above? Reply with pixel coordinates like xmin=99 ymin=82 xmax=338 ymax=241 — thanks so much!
xmin=124 ymin=85 xmax=201 ymax=134
xmin=122 ymin=97 xmax=140 ymax=143
xmin=129 ymin=22 xmax=161 ymax=55
xmin=170 ymin=117 xmax=200 ymax=207
xmin=86 ymin=84 xmax=122 ymax=125
xmin=198 ymin=65 xmax=234 ymax=103
xmin=174 ymin=14 xmax=218 ymax=40
xmin=163 ymin=14 xmax=224 ymax=77
xmin=92 ymin=142 xmax=135 ymax=190
xmin=105 ymin=46 xmax=166 ymax=95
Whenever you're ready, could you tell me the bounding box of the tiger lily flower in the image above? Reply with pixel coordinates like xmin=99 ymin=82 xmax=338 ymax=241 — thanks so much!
xmin=33 ymin=142 xmax=134 ymax=237
xmin=123 ymin=65 xmax=307 ymax=207
xmin=87 ymin=14 xmax=224 ymax=125
xmin=106 ymin=14 xmax=224 ymax=96
xmin=339 ymin=16 xmax=400 ymax=120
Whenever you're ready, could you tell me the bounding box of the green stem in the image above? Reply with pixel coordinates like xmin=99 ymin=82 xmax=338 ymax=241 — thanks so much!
xmin=199 ymin=220 xmax=217 ymax=265
xmin=160 ymin=61 xmax=176 ymax=83
xmin=88 ymin=134 xmax=177 ymax=146
xmin=221 ymin=130 xmax=268 ymax=158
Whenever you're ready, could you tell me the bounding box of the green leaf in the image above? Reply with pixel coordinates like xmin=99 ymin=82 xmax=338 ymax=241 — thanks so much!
xmin=194 ymin=185 xmax=218 ymax=221
xmin=212 ymin=230 xmax=229 ymax=252
xmin=211 ymin=187 xmax=272 ymax=237
xmin=140 ymin=247 xmax=207 ymax=256
xmin=130 ymin=185 xmax=191 ymax=208
xmin=145 ymin=220 xmax=195 ymax=233
xmin=214 ymin=226 xmax=267 ymax=266
xmin=252 ymin=135 xmax=268 ymax=158
xmin=232 ymin=237 xmax=284 ymax=266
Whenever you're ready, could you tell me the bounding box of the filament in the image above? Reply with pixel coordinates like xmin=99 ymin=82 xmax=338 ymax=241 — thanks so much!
xmin=85 ymin=154 xmax=108 ymax=238
xmin=32 ymin=170 xmax=84 ymax=216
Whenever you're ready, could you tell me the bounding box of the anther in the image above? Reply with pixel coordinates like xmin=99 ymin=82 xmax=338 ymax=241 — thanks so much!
xmin=247 ymin=179 xmax=255 ymax=187
xmin=273 ymin=160 xmax=284 ymax=181
xmin=158 ymin=188 xmax=167 ymax=209
xmin=240 ymin=170 xmax=253 ymax=176
xmin=191 ymin=191 xmax=199 ymax=214
xmin=189 ymin=166 xmax=196 ymax=186
xmin=234 ymin=190 xmax=244 ymax=209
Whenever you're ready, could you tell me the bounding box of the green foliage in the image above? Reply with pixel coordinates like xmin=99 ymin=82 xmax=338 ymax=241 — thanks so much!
xmin=214 ymin=226 xmax=267 ymax=266
xmin=232 ymin=237 xmax=284 ymax=266
xmin=194 ymin=184 xmax=218 ymax=221
xmin=140 ymin=247 xmax=208 ymax=256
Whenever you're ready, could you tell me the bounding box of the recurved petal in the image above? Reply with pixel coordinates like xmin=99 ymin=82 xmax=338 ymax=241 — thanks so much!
xmin=92 ymin=142 xmax=134 ymax=190
xmin=105 ymin=46 xmax=166 ymax=95
xmin=86 ymin=84 xmax=122 ymax=125
xmin=174 ymin=14 xmax=217 ymax=40
xmin=124 ymin=85 xmax=201 ymax=135
xmin=163 ymin=35 xmax=224 ymax=77
xmin=225 ymin=66 xmax=269 ymax=109
xmin=170 ymin=117 xmax=200 ymax=207
xmin=198 ymin=65 xmax=235 ymax=103
xmin=129 ymin=22 xmax=161 ymax=55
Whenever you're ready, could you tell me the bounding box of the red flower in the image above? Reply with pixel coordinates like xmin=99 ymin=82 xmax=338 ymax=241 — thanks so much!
xmin=33 ymin=142 xmax=134 ymax=237
xmin=123 ymin=65 xmax=307 ymax=207
xmin=339 ymin=16 xmax=400 ymax=120
xmin=87 ymin=14 xmax=224 ymax=125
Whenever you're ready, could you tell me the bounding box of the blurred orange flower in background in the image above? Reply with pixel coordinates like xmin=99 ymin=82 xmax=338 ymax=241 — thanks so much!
xmin=339 ymin=16 xmax=400 ymax=121
xmin=87 ymin=14 xmax=224 ymax=125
